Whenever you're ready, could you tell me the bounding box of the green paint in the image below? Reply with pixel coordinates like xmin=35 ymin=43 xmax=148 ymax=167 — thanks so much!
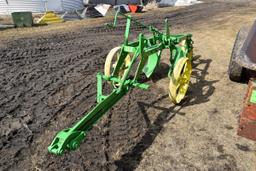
xmin=250 ymin=89 xmax=256 ymax=104
xmin=48 ymin=11 xmax=193 ymax=155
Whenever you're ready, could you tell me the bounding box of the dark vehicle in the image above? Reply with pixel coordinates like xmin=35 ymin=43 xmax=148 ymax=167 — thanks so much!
xmin=228 ymin=20 xmax=256 ymax=82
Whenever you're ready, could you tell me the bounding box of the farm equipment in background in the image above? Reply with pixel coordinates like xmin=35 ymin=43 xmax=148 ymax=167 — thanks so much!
xmin=48 ymin=10 xmax=193 ymax=155
xmin=237 ymin=80 xmax=256 ymax=141
xmin=76 ymin=4 xmax=111 ymax=19
xmin=37 ymin=11 xmax=64 ymax=25
xmin=11 ymin=12 xmax=33 ymax=27
xmin=228 ymin=20 xmax=256 ymax=82
xmin=228 ymin=20 xmax=256 ymax=141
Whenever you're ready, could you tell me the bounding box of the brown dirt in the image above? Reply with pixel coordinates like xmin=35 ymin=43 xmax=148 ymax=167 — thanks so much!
xmin=0 ymin=1 xmax=256 ymax=171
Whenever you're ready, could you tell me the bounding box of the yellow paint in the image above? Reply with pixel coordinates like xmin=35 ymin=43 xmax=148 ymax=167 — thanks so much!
xmin=37 ymin=11 xmax=64 ymax=25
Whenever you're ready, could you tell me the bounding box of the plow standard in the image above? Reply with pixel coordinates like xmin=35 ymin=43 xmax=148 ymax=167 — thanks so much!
xmin=48 ymin=11 xmax=194 ymax=155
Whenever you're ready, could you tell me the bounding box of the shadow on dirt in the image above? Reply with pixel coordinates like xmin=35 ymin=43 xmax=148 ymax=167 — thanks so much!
xmin=183 ymin=55 xmax=219 ymax=106
xmin=151 ymin=62 xmax=170 ymax=82
xmin=115 ymin=55 xmax=218 ymax=170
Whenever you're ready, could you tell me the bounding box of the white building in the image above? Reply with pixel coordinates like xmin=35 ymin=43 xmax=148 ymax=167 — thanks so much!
xmin=158 ymin=0 xmax=202 ymax=7
xmin=0 ymin=0 xmax=84 ymax=15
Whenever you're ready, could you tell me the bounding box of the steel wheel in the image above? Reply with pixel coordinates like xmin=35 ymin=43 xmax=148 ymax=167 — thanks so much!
xmin=104 ymin=46 xmax=130 ymax=87
xmin=169 ymin=57 xmax=192 ymax=104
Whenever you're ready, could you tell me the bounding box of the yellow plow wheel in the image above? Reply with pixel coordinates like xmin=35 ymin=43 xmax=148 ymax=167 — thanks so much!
xmin=104 ymin=46 xmax=131 ymax=87
xmin=169 ymin=57 xmax=192 ymax=104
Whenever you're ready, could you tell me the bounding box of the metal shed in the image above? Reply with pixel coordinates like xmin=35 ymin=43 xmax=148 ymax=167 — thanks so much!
xmin=90 ymin=0 xmax=141 ymax=5
xmin=0 ymin=0 xmax=84 ymax=15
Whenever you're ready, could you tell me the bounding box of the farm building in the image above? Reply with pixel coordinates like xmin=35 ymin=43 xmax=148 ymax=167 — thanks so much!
xmin=0 ymin=0 xmax=84 ymax=14
xmin=91 ymin=0 xmax=141 ymax=5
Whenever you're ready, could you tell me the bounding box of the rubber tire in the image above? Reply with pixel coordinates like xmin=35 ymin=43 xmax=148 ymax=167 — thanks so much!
xmin=228 ymin=27 xmax=248 ymax=82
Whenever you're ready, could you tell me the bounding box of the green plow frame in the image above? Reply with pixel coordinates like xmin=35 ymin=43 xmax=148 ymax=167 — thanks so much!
xmin=48 ymin=11 xmax=193 ymax=155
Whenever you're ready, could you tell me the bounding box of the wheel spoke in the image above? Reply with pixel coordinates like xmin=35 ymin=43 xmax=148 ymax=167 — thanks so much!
xmin=169 ymin=57 xmax=192 ymax=104
xmin=104 ymin=47 xmax=131 ymax=88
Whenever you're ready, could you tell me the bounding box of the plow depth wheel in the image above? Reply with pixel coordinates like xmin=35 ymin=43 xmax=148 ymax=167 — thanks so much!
xmin=169 ymin=57 xmax=192 ymax=104
xmin=104 ymin=46 xmax=131 ymax=87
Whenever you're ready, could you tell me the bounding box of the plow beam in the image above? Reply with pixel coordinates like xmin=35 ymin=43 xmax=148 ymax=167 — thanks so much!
xmin=48 ymin=73 xmax=149 ymax=155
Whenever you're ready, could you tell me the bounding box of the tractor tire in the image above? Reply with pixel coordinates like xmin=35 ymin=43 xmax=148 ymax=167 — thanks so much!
xmin=228 ymin=27 xmax=248 ymax=82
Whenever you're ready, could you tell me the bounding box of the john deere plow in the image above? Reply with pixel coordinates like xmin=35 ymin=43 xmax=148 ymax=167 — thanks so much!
xmin=48 ymin=11 xmax=193 ymax=155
